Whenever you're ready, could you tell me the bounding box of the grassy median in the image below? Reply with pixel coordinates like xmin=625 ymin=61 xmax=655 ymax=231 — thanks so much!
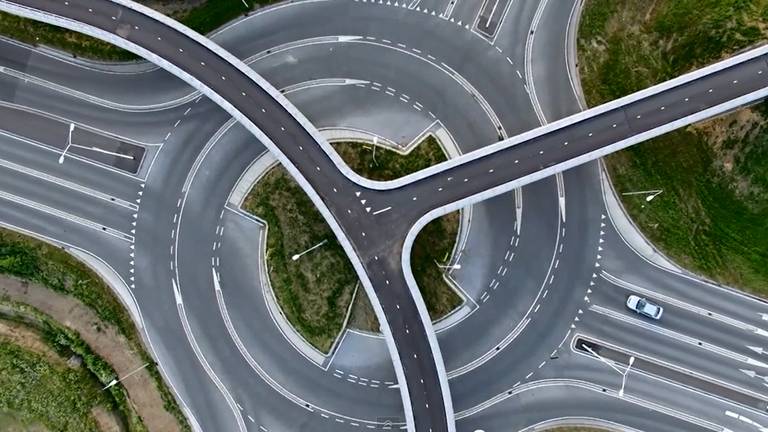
xmin=578 ymin=0 xmax=768 ymax=293
xmin=243 ymin=137 xmax=462 ymax=352
xmin=0 ymin=0 xmax=276 ymax=61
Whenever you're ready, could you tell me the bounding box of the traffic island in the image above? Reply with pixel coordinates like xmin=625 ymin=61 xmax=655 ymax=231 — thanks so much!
xmin=578 ymin=0 xmax=768 ymax=293
xmin=243 ymin=136 xmax=463 ymax=353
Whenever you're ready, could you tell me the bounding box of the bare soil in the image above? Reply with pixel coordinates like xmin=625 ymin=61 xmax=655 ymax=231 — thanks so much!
xmin=91 ymin=406 xmax=126 ymax=432
xmin=0 ymin=319 xmax=65 ymax=366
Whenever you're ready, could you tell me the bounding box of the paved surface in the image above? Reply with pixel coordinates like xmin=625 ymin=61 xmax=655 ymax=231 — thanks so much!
xmin=0 ymin=1 xmax=767 ymax=432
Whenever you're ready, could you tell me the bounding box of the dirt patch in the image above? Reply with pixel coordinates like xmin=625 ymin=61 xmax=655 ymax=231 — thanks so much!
xmin=693 ymin=109 xmax=763 ymax=147
xmin=347 ymin=287 xmax=379 ymax=332
xmin=0 ymin=320 xmax=64 ymax=366
xmin=0 ymin=276 xmax=181 ymax=432
xmin=91 ymin=406 xmax=126 ymax=432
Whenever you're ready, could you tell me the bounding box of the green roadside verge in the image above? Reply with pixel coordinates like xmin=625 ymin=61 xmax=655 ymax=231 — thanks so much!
xmin=0 ymin=0 xmax=276 ymax=61
xmin=0 ymin=300 xmax=141 ymax=432
xmin=0 ymin=341 xmax=111 ymax=432
xmin=0 ymin=228 xmax=190 ymax=431
xmin=242 ymin=136 xmax=462 ymax=353
xmin=578 ymin=0 xmax=768 ymax=293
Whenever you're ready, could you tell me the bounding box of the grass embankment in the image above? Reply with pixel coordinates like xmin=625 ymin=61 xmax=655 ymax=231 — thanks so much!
xmin=0 ymin=301 xmax=139 ymax=432
xmin=0 ymin=341 xmax=111 ymax=432
xmin=0 ymin=228 xmax=189 ymax=430
xmin=578 ymin=0 xmax=768 ymax=293
xmin=0 ymin=411 xmax=47 ymax=432
xmin=0 ymin=0 xmax=275 ymax=61
xmin=243 ymin=137 xmax=462 ymax=352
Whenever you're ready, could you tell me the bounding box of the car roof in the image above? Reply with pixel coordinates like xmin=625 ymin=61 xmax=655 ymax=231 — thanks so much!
xmin=641 ymin=301 xmax=660 ymax=314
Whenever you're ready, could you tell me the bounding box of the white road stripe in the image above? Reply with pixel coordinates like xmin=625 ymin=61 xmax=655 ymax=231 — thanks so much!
xmin=0 ymin=189 xmax=133 ymax=242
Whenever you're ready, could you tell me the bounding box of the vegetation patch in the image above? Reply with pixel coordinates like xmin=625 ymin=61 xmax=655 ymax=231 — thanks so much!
xmin=243 ymin=137 xmax=462 ymax=352
xmin=0 ymin=0 xmax=277 ymax=61
xmin=578 ymin=0 xmax=768 ymax=293
xmin=1 ymin=300 xmax=146 ymax=431
xmin=0 ymin=411 xmax=48 ymax=432
xmin=0 ymin=228 xmax=189 ymax=431
xmin=0 ymin=333 xmax=118 ymax=432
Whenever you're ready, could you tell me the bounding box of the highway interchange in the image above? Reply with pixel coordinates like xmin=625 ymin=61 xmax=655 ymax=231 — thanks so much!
xmin=0 ymin=0 xmax=768 ymax=431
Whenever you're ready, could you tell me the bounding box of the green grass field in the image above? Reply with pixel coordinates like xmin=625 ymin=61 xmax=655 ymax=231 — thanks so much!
xmin=0 ymin=340 xmax=112 ymax=432
xmin=0 ymin=411 xmax=48 ymax=432
xmin=578 ymin=0 xmax=768 ymax=293
xmin=243 ymin=137 xmax=462 ymax=351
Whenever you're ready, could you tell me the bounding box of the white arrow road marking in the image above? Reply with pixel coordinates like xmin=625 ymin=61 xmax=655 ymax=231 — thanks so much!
xmin=556 ymin=172 xmax=565 ymax=222
xmin=515 ymin=188 xmax=523 ymax=236
xmin=725 ymin=410 xmax=768 ymax=431
xmin=172 ymin=278 xmax=183 ymax=305
xmin=212 ymin=268 xmax=221 ymax=292
xmin=337 ymin=35 xmax=364 ymax=43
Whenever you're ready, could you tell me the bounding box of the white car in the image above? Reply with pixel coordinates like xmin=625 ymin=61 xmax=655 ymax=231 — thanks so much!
xmin=626 ymin=295 xmax=663 ymax=320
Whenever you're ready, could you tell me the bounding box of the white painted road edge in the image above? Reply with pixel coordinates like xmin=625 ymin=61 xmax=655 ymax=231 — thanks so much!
xmin=0 ymin=2 xmax=423 ymax=431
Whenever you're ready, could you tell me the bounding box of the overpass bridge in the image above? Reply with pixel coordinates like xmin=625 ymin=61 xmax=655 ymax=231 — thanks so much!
xmin=2 ymin=1 xmax=768 ymax=431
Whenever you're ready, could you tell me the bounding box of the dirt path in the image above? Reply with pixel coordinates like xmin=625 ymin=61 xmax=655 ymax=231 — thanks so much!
xmin=0 ymin=319 xmax=64 ymax=366
xmin=0 ymin=275 xmax=181 ymax=432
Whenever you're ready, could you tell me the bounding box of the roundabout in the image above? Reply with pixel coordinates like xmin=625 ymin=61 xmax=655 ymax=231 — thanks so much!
xmin=0 ymin=1 xmax=765 ymax=431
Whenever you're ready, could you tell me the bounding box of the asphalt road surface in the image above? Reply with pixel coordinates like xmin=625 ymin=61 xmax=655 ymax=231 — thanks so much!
xmin=0 ymin=1 xmax=768 ymax=432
